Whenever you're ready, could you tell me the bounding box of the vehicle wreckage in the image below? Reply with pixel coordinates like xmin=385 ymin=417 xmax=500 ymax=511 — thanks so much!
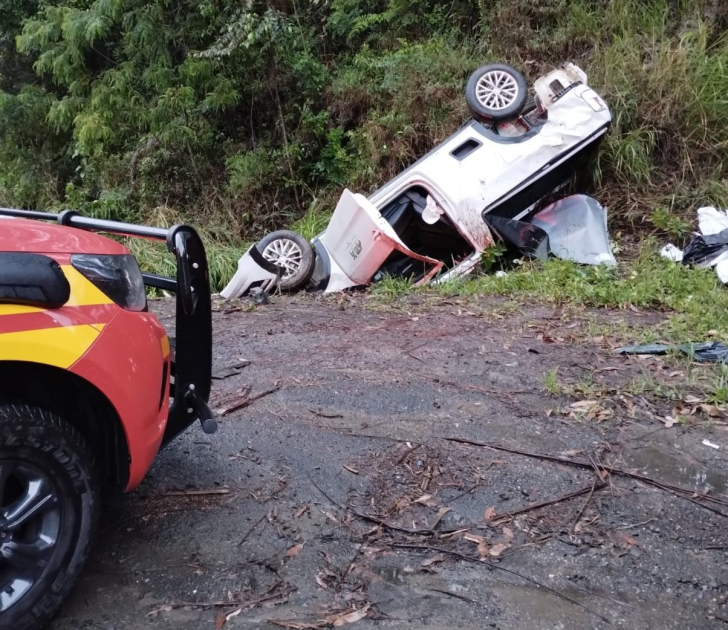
xmin=221 ymin=61 xmax=616 ymax=299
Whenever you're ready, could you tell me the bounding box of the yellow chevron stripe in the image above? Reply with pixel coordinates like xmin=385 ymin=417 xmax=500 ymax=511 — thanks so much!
xmin=60 ymin=265 xmax=113 ymax=307
xmin=0 ymin=304 xmax=44 ymax=316
xmin=0 ymin=325 xmax=101 ymax=368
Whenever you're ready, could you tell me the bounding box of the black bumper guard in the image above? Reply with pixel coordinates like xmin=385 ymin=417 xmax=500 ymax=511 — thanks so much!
xmin=0 ymin=207 xmax=216 ymax=444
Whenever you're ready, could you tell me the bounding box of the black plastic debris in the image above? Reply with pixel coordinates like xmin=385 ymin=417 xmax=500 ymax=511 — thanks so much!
xmin=250 ymin=287 xmax=270 ymax=305
xmin=484 ymin=215 xmax=549 ymax=259
xmin=616 ymin=341 xmax=728 ymax=364
xmin=681 ymin=228 xmax=728 ymax=266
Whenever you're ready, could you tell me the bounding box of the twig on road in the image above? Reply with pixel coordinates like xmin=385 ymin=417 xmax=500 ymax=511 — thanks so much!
xmin=309 ymin=409 xmax=344 ymax=419
xmin=221 ymin=384 xmax=281 ymax=416
xmin=425 ymin=587 xmax=480 ymax=605
xmin=238 ymin=513 xmax=267 ymax=547
xmin=396 ymin=443 xmax=423 ymax=464
xmin=154 ymin=582 xmax=296 ymax=611
xmin=493 ymin=482 xmax=603 ymax=521
xmin=162 ymin=488 xmax=231 ymax=497
xmin=615 ymin=518 xmax=656 ymax=531
xmin=572 ymin=478 xmax=601 ymax=533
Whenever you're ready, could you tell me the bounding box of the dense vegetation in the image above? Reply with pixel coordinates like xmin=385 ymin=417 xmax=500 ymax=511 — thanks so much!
xmin=0 ymin=0 xmax=726 ymax=286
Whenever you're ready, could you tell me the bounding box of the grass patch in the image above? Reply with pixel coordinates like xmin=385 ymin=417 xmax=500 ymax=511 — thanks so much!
xmin=128 ymin=235 xmax=247 ymax=293
xmin=540 ymin=368 xmax=562 ymax=396
xmin=290 ymin=199 xmax=333 ymax=241
xmin=422 ymin=246 xmax=728 ymax=343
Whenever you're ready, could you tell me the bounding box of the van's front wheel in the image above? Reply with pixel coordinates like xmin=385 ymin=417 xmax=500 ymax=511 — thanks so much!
xmin=0 ymin=405 xmax=98 ymax=630
xmin=257 ymin=230 xmax=315 ymax=291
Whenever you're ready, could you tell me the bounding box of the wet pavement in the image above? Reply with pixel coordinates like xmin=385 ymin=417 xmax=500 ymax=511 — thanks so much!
xmin=50 ymin=293 xmax=728 ymax=629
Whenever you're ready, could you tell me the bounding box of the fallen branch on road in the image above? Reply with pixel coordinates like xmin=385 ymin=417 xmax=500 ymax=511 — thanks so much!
xmin=442 ymin=437 xmax=728 ymax=516
xmin=492 ymin=481 xmax=605 ymax=521
xmin=162 ymin=488 xmax=230 ymax=497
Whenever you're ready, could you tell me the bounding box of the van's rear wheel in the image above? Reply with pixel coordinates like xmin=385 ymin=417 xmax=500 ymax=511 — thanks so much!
xmin=466 ymin=63 xmax=528 ymax=124
xmin=0 ymin=405 xmax=98 ymax=630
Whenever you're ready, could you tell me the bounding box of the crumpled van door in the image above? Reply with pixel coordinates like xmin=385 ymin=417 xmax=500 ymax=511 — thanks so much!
xmin=321 ymin=189 xmax=443 ymax=292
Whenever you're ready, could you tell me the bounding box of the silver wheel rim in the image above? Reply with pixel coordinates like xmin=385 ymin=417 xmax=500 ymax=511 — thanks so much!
xmin=0 ymin=461 xmax=62 ymax=613
xmin=261 ymin=238 xmax=304 ymax=280
xmin=475 ymin=70 xmax=519 ymax=111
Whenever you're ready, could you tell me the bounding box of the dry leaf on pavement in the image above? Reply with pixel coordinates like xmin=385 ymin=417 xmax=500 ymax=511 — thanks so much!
xmin=489 ymin=543 xmax=510 ymax=557
xmin=332 ymin=604 xmax=371 ymax=627
xmin=477 ymin=541 xmax=488 ymax=558
xmin=421 ymin=554 xmax=445 ymax=567
xmin=286 ymin=544 xmax=304 ymax=558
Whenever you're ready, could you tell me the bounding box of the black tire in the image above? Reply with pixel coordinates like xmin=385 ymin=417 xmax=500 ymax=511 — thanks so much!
xmin=466 ymin=63 xmax=528 ymax=124
xmin=256 ymin=230 xmax=315 ymax=292
xmin=0 ymin=405 xmax=98 ymax=630
xmin=522 ymin=93 xmax=537 ymax=115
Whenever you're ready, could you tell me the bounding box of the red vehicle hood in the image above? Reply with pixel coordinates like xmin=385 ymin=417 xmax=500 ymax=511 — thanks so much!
xmin=0 ymin=217 xmax=129 ymax=255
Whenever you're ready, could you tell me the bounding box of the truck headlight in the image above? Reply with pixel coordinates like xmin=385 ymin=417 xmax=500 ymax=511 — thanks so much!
xmin=71 ymin=254 xmax=147 ymax=311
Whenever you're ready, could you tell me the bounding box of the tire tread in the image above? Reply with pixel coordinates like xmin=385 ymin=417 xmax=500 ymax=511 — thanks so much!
xmin=0 ymin=404 xmax=99 ymax=630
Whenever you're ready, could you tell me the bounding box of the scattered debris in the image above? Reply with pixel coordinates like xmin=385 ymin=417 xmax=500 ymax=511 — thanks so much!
xmin=425 ymin=587 xmax=480 ymax=605
xmin=568 ymin=399 xmax=614 ymax=422
xmin=616 ymin=341 xmax=728 ymax=364
xmin=661 ymin=206 xmax=728 ymax=283
xmin=155 ymin=581 xmax=296 ymax=613
xmin=703 ymin=439 xmax=721 ymax=450
xmin=531 ymin=195 xmax=617 ymax=266
xmin=250 ymin=287 xmax=270 ymax=305
xmin=270 ymin=603 xmax=371 ymax=629
xmin=660 ymin=243 xmax=684 ymax=262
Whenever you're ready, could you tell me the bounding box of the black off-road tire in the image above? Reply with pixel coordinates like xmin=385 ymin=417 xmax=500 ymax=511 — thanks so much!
xmin=256 ymin=230 xmax=316 ymax=292
xmin=0 ymin=405 xmax=99 ymax=630
xmin=466 ymin=63 xmax=529 ymax=124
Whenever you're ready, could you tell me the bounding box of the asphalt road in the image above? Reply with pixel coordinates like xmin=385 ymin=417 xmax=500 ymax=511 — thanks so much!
xmin=50 ymin=293 xmax=728 ymax=630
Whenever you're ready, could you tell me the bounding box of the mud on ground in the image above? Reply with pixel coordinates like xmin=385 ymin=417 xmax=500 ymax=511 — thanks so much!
xmin=51 ymin=292 xmax=728 ymax=630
